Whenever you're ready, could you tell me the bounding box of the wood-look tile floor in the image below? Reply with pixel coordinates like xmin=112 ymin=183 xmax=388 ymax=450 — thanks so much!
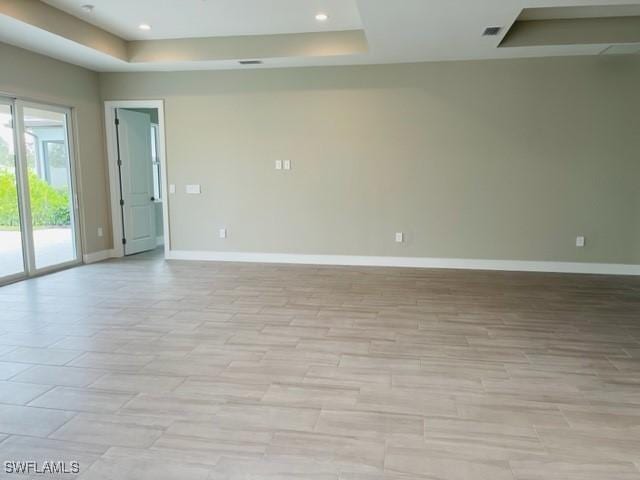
xmin=0 ymin=250 xmax=639 ymax=479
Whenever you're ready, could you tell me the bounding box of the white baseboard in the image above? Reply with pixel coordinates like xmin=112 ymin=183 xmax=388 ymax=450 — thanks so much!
xmin=165 ymin=250 xmax=640 ymax=276
xmin=83 ymin=249 xmax=116 ymax=264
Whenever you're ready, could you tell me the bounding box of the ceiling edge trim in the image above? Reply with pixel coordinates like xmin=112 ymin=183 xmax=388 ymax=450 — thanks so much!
xmin=0 ymin=0 xmax=128 ymax=60
xmin=128 ymin=30 xmax=369 ymax=63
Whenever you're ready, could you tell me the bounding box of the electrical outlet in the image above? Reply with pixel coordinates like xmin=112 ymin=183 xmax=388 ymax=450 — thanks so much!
xmin=395 ymin=232 xmax=404 ymax=243
xmin=185 ymin=184 xmax=201 ymax=194
xmin=219 ymin=228 xmax=227 ymax=239
xmin=576 ymin=236 xmax=585 ymax=247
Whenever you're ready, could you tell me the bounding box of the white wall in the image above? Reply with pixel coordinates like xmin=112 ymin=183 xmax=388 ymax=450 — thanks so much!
xmin=100 ymin=56 xmax=640 ymax=265
xmin=0 ymin=41 xmax=111 ymax=254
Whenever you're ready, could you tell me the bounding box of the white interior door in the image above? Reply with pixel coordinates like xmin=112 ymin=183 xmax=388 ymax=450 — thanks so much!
xmin=116 ymin=109 xmax=156 ymax=255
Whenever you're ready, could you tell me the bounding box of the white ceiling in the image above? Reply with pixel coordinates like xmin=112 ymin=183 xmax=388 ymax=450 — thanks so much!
xmin=42 ymin=0 xmax=363 ymax=40
xmin=1 ymin=0 xmax=639 ymax=72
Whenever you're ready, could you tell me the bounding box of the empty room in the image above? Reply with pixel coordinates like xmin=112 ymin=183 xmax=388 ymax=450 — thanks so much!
xmin=0 ymin=0 xmax=639 ymax=478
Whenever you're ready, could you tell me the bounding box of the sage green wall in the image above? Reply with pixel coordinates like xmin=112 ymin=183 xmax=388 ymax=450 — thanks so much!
xmin=100 ymin=56 xmax=640 ymax=264
xmin=0 ymin=42 xmax=110 ymax=255
xmin=636 ymin=194 xmax=640 ymax=262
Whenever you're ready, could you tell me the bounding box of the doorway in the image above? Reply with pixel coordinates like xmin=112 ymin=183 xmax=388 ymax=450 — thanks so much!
xmin=0 ymin=96 xmax=81 ymax=285
xmin=105 ymin=101 xmax=169 ymax=258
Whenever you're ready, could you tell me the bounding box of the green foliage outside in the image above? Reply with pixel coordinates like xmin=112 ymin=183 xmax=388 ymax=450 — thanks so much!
xmin=0 ymin=169 xmax=70 ymax=228
xmin=0 ymin=137 xmax=11 ymax=170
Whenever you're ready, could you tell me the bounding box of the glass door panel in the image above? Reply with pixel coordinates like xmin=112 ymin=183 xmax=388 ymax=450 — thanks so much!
xmin=0 ymin=102 xmax=26 ymax=281
xmin=22 ymin=106 xmax=78 ymax=270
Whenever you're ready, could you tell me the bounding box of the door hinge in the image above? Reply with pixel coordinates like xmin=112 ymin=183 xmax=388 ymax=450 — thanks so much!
xmin=119 ymin=199 xmax=124 ymax=206
xmin=114 ymin=118 xmax=120 ymax=126
xmin=122 ymin=238 xmax=127 ymax=245
xmin=117 ymin=159 xmax=122 ymax=167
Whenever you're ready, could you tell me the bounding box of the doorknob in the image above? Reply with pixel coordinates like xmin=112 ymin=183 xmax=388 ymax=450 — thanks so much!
xmin=150 ymin=196 xmax=155 ymax=201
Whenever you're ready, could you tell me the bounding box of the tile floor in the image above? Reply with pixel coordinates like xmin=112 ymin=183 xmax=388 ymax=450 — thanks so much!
xmin=0 ymin=251 xmax=639 ymax=479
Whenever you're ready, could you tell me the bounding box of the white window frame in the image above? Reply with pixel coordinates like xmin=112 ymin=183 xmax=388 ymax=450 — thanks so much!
xmin=104 ymin=100 xmax=169 ymax=259
xmin=150 ymin=123 xmax=162 ymax=202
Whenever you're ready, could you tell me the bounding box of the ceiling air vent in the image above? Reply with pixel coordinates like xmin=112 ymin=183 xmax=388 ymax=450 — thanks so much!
xmin=238 ymin=60 xmax=263 ymax=65
xmin=482 ymin=26 xmax=502 ymax=36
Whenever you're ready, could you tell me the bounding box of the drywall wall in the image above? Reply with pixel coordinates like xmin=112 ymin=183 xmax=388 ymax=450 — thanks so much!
xmin=155 ymin=202 xmax=163 ymax=243
xmin=636 ymin=194 xmax=640 ymax=262
xmin=0 ymin=41 xmax=110 ymax=255
xmin=0 ymin=0 xmax=127 ymax=60
xmin=126 ymin=108 xmax=158 ymax=124
xmin=100 ymin=56 xmax=640 ymax=264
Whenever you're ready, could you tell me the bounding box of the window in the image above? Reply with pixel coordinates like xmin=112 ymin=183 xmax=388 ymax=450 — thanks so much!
xmin=150 ymin=123 xmax=161 ymax=201
xmin=43 ymin=140 xmax=67 ymax=186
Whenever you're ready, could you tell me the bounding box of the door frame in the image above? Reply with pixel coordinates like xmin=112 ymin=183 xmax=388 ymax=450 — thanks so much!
xmin=0 ymin=95 xmax=83 ymax=287
xmin=104 ymin=100 xmax=169 ymax=258
xmin=0 ymin=96 xmax=27 ymax=285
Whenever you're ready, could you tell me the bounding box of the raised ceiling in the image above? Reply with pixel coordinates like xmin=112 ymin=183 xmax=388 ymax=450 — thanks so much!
xmin=501 ymin=5 xmax=640 ymax=47
xmin=42 ymin=0 xmax=363 ymax=40
xmin=0 ymin=0 xmax=638 ymax=72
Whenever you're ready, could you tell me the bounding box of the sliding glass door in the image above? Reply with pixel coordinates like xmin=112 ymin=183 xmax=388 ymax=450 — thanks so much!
xmin=0 ymin=100 xmax=26 ymax=281
xmin=0 ymin=97 xmax=80 ymax=285
xmin=21 ymin=104 xmax=79 ymax=270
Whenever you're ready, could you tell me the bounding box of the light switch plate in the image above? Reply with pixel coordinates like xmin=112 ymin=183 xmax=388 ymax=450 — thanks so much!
xmin=97 ymin=227 xmax=103 ymax=237
xmin=395 ymin=232 xmax=404 ymax=243
xmin=275 ymin=160 xmax=283 ymax=170
xmin=169 ymin=184 xmax=176 ymax=194
xmin=219 ymin=228 xmax=227 ymax=239
xmin=186 ymin=184 xmax=201 ymax=194
xmin=576 ymin=236 xmax=585 ymax=247
xmin=283 ymin=160 xmax=291 ymax=170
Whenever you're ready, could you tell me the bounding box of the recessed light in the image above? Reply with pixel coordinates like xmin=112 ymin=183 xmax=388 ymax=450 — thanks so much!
xmin=138 ymin=23 xmax=152 ymax=31
xmin=315 ymin=13 xmax=328 ymax=22
xmin=81 ymin=4 xmax=94 ymax=13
